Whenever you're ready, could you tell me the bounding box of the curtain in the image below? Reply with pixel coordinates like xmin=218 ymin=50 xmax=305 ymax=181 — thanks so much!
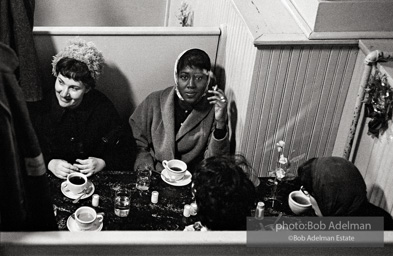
xmin=0 ymin=0 xmax=42 ymax=102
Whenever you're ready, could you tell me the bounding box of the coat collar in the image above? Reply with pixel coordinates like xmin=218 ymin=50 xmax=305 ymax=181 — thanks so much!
xmin=176 ymin=95 xmax=212 ymax=141
xmin=160 ymin=88 xmax=213 ymax=140
xmin=49 ymin=89 xmax=93 ymax=124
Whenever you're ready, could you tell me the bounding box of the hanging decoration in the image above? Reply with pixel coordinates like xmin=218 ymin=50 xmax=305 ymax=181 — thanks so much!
xmin=176 ymin=1 xmax=193 ymax=27
xmin=363 ymin=67 xmax=393 ymax=138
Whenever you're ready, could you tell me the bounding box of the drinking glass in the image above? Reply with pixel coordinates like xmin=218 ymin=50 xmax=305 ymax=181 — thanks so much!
xmin=114 ymin=187 xmax=131 ymax=217
xmin=136 ymin=164 xmax=152 ymax=191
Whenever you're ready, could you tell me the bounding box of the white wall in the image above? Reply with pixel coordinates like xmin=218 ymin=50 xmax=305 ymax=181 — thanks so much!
xmin=34 ymin=0 xmax=168 ymax=26
xmin=283 ymin=0 xmax=393 ymax=39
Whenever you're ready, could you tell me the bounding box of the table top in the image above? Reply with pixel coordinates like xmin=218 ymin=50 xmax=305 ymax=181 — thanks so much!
xmin=48 ymin=170 xmax=303 ymax=231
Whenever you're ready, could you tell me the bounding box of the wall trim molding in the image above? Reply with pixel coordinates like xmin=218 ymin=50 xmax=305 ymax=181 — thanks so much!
xmin=33 ymin=26 xmax=220 ymax=36
xmin=309 ymin=31 xmax=393 ymax=40
xmin=254 ymin=34 xmax=358 ymax=46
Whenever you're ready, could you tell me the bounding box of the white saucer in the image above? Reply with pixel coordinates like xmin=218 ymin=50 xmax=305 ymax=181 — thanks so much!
xmin=161 ymin=169 xmax=192 ymax=186
xmin=66 ymin=215 xmax=103 ymax=232
xmin=61 ymin=181 xmax=95 ymax=200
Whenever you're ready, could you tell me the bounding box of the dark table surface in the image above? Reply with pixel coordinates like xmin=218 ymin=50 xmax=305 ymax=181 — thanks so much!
xmin=48 ymin=170 xmax=304 ymax=231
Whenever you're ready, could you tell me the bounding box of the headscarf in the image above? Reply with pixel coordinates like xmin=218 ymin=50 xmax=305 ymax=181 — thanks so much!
xmin=298 ymin=157 xmax=367 ymax=216
xmin=173 ymin=49 xmax=214 ymax=101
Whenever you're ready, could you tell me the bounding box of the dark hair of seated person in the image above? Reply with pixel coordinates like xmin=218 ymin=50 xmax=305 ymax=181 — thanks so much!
xmin=55 ymin=57 xmax=96 ymax=89
xmin=298 ymin=156 xmax=393 ymax=230
xmin=176 ymin=48 xmax=211 ymax=73
xmin=192 ymin=155 xmax=256 ymax=230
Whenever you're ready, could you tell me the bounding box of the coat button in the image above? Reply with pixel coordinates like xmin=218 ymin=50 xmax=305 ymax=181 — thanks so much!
xmin=70 ymin=137 xmax=75 ymax=142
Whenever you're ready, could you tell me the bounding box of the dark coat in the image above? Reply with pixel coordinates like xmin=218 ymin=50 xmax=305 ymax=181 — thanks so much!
xmin=31 ymin=88 xmax=134 ymax=170
xmin=0 ymin=42 xmax=56 ymax=231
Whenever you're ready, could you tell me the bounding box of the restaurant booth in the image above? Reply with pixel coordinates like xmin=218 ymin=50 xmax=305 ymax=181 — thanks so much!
xmin=2 ymin=0 xmax=393 ymax=254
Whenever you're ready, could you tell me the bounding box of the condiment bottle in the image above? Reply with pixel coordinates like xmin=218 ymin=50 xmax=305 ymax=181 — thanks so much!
xmin=151 ymin=191 xmax=159 ymax=204
xmin=190 ymin=202 xmax=198 ymax=216
xmin=255 ymin=201 xmax=265 ymax=220
xmin=183 ymin=204 xmax=191 ymax=217
xmin=92 ymin=194 xmax=100 ymax=207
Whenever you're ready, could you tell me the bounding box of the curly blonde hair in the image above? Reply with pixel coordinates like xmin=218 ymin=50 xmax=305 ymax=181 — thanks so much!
xmin=51 ymin=37 xmax=104 ymax=81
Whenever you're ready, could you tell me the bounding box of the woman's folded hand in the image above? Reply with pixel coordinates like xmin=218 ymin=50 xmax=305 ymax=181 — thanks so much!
xmin=74 ymin=157 xmax=106 ymax=177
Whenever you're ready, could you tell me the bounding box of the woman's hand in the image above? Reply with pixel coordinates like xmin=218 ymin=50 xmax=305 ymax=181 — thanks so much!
xmin=207 ymin=85 xmax=228 ymax=129
xmin=48 ymin=159 xmax=79 ymax=179
xmin=73 ymin=157 xmax=106 ymax=177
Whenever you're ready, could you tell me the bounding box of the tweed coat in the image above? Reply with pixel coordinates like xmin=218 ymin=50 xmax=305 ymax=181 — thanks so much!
xmin=129 ymin=86 xmax=229 ymax=172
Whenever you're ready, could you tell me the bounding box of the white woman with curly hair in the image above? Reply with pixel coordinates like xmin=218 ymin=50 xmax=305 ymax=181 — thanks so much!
xmin=31 ymin=37 xmax=134 ymax=179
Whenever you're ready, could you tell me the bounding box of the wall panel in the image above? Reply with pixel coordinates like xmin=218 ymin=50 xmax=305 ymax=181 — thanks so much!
xmin=35 ymin=0 xmax=168 ymax=26
xmin=354 ymin=106 xmax=393 ymax=216
xmin=243 ymin=45 xmax=358 ymax=176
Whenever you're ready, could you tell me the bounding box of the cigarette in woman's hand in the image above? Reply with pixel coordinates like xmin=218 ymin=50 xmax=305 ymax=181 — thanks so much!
xmin=213 ymin=85 xmax=218 ymax=91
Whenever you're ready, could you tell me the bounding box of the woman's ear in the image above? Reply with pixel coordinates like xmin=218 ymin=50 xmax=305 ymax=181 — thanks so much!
xmin=309 ymin=195 xmax=323 ymax=217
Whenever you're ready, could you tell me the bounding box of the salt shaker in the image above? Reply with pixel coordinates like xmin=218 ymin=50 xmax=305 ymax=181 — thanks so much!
xmin=183 ymin=204 xmax=191 ymax=217
xmin=255 ymin=201 xmax=265 ymax=220
xmin=151 ymin=191 xmax=159 ymax=204
xmin=92 ymin=194 xmax=100 ymax=207
xmin=190 ymin=202 xmax=198 ymax=216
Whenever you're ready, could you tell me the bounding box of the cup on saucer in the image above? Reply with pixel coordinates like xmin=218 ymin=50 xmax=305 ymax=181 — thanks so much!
xmin=162 ymin=159 xmax=187 ymax=181
xmin=161 ymin=169 xmax=192 ymax=186
xmin=64 ymin=172 xmax=88 ymax=195
xmin=73 ymin=206 xmax=104 ymax=230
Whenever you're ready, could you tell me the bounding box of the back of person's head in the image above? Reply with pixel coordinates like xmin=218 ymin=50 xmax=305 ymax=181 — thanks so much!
xmin=176 ymin=48 xmax=211 ymax=73
xmin=297 ymin=156 xmax=367 ymax=216
xmin=55 ymin=57 xmax=96 ymax=89
xmin=192 ymin=155 xmax=256 ymax=230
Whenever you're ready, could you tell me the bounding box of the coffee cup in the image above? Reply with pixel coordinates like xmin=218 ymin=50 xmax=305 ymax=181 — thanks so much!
xmin=288 ymin=190 xmax=311 ymax=215
xmin=73 ymin=206 xmax=104 ymax=230
xmin=65 ymin=172 xmax=88 ymax=194
xmin=162 ymin=159 xmax=187 ymax=181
